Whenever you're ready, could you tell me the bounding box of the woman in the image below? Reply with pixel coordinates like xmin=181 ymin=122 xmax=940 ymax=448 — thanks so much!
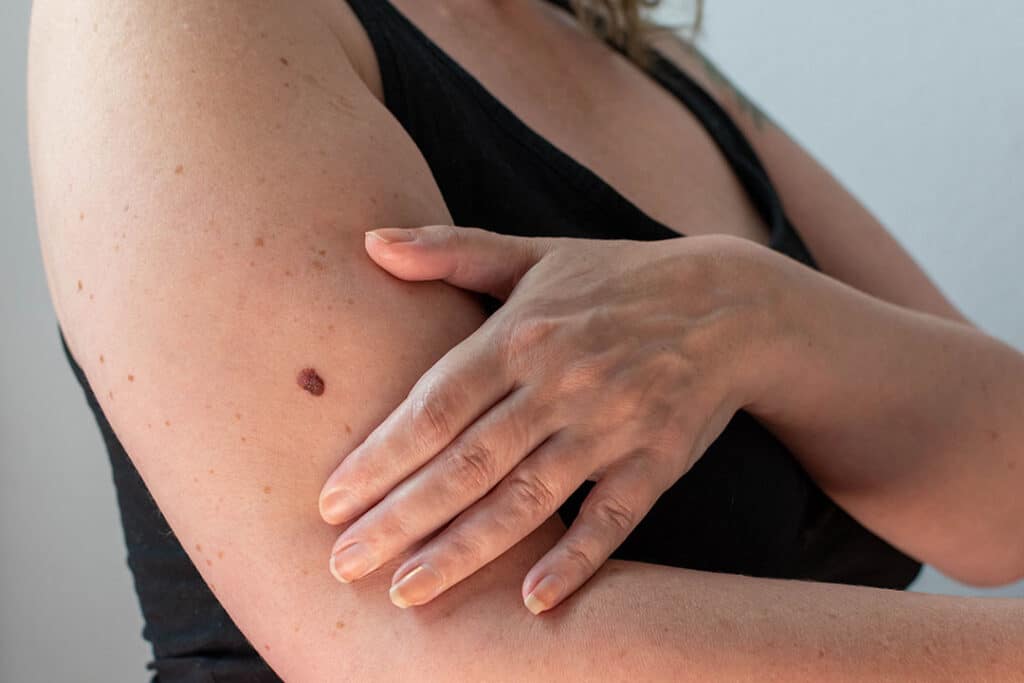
xmin=28 ymin=0 xmax=1024 ymax=680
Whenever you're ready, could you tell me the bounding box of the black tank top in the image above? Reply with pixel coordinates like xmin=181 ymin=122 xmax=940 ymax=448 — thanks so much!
xmin=59 ymin=1 xmax=921 ymax=679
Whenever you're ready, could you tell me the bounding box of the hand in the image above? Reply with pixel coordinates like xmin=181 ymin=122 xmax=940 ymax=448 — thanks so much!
xmin=319 ymin=225 xmax=787 ymax=614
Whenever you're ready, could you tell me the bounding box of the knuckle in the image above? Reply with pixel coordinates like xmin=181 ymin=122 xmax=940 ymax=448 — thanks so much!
xmin=561 ymin=542 xmax=597 ymax=576
xmin=411 ymin=379 xmax=461 ymax=449
xmin=587 ymin=495 xmax=638 ymax=535
xmin=443 ymin=440 xmax=497 ymax=493
xmin=443 ymin=527 xmax=483 ymax=565
xmin=504 ymin=316 xmax=559 ymax=363
xmin=505 ymin=469 xmax=559 ymax=517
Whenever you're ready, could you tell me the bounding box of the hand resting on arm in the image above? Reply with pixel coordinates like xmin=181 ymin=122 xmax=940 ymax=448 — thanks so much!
xmin=28 ymin=1 xmax=1024 ymax=680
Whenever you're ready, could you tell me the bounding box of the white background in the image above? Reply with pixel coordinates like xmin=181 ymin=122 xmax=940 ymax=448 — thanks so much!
xmin=2 ymin=1 xmax=1022 ymax=680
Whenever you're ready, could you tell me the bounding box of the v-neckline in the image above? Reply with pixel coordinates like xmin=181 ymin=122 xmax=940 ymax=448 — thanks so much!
xmin=361 ymin=0 xmax=788 ymax=249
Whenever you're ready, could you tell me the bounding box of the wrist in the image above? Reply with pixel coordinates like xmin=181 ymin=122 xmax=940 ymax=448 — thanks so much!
xmin=712 ymin=235 xmax=811 ymax=418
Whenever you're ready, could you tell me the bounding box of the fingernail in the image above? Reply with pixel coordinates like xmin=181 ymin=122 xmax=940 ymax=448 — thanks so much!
xmin=389 ymin=564 xmax=443 ymax=608
xmin=366 ymin=228 xmax=416 ymax=244
xmin=330 ymin=542 xmax=377 ymax=583
xmin=524 ymin=574 xmax=565 ymax=615
xmin=320 ymin=489 xmax=358 ymax=524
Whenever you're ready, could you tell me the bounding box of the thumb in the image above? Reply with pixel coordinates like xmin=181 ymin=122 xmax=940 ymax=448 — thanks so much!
xmin=363 ymin=224 xmax=550 ymax=301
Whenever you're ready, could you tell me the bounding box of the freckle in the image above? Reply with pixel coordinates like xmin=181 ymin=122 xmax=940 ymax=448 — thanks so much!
xmin=233 ymin=240 xmax=239 ymax=248
xmin=335 ymin=621 xmax=345 ymax=630
xmin=327 ymin=325 xmax=335 ymax=333
xmin=127 ymin=374 xmax=134 ymax=382
xmin=249 ymin=261 xmax=255 ymax=267
xmin=206 ymin=559 xmax=213 ymax=567
xmin=208 ymin=468 xmax=215 ymax=475
xmin=263 ymin=486 xmax=272 ymax=494
xmin=264 ymin=644 xmax=271 ymax=652
xmin=113 ymin=244 xmax=120 ymax=252
xmin=218 ymin=551 xmax=224 ymax=559
xmin=297 ymin=367 xmax=325 ymax=396
xmin=283 ymin=82 xmax=290 ymax=88
xmin=77 ymin=280 xmax=83 ymax=292
xmin=124 ymin=204 xmax=130 ymax=212
xmin=301 ymin=568 xmax=309 ymax=576
xmin=175 ymin=165 xmax=184 ymax=175
xmin=99 ymin=354 xmax=104 ymax=363
xmin=241 ymin=436 xmax=247 ymax=443
xmin=255 ymin=237 xmax=265 ymax=247
xmin=89 ymin=293 xmax=95 ymax=301
xmin=294 ymin=625 xmax=300 ymax=632
xmin=79 ymin=212 xmax=85 ymax=221
xmin=345 ymin=297 xmax=355 ymax=305
xmin=318 ymin=249 xmax=327 ymax=256
xmin=280 ymin=57 xmax=290 ymax=66
xmin=147 ymin=423 xmax=152 ymax=429
xmin=108 ymin=391 xmax=114 ymax=400
xmin=234 ymin=412 xmax=241 ymax=421
xmin=311 ymin=260 xmax=325 ymax=271
xmin=196 ymin=544 xmax=202 ymax=552
xmin=192 ymin=476 xmax=199 ymax=483
xmin=165 ymin=420 xmax=171 ymax=427
xmin=344 ymin=423 xmax=352 ymax=434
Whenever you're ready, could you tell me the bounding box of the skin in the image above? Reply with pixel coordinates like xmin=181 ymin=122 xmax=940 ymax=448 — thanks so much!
xmin=27 ymin=0 xmax=1024 ymax=679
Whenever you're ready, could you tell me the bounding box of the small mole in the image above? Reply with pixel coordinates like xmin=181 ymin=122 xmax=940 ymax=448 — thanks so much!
xmin=206 ymin=559 xmax=213 ymax=567
xmin=77 ymin=280 xmax=83 ymax=292
xmin=345 ymin=297 xmax=355 ymax=306
xmin=264 ymin=644 xmax=271 ymax=652
xmin=80 ymin=212 xmax=85 ymax=221
xmin=284 ymin=269 xmax=293 ymax=277
xmin=127 ymin=374 xmax=134 ymax=382
xmin=311 ymin=260 xmax=325 ymax=271
xmin=175 ymin=165 xmax=184 ymax=175
xmin=208 ymin=468 xmax=215 ymax=475
xmin=165 ymin=420 xmax=171 ymax=427
xmin=234 ymin=412 xmax=242 ymax=421
xmin=297 ymin=368 xmax=325 ymax=396
xmin=255 ymin=237 xmax=265 ymax=247
xmin=241 ymin=436 xmax=247 ymax=443
xmin=283 ymin=81 xmax=291 ymax=88
xmin=335 ymin=621 xmax=345 ymax=630
xmin=218 ymin=551 xmax=224 ymax=559
xmin=344 ymin=423 xmax=352 ymax=434
xmin=318 ymin=249 xmax=327 ymax=256
xmin=99 ymin=354 xmax=104 ymax=364
xmin=196 ymin=543 xmax=202 ymax=552
xmin=280 ymin=57 xmax=290 ymax=66
xmin=263 ymin=485 xmax=272 ymax=494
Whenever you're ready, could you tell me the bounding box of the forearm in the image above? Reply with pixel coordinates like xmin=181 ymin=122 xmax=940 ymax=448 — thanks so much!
xmin=334 ymin=521 xmax=1023 ymax=682
xmin=744 ymin=245 xmax=1024 ymax=584
xmin=439 ymin=551 xmax=1022 ymax=682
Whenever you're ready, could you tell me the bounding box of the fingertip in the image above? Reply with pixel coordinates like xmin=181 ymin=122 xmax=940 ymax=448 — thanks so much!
xmin=523 ymin=574 xmax=566 ymax=616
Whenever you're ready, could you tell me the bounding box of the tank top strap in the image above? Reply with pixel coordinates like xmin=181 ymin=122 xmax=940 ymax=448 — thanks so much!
xmin=342 ymin=0 xmax=414 ymax=122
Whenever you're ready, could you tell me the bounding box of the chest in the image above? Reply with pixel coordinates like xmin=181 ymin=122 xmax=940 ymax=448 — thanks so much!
xmin=338 ymin=0 xmax=772 ymax=245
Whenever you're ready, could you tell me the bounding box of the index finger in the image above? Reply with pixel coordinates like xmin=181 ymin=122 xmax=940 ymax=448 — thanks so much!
xmin=318 ymin=318 xmax=513 ymax=525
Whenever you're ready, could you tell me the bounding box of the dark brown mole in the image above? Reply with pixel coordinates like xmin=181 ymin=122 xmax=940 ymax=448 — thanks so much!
xmin=77 ymin=280 xmax=83 ymax=292
xmin=280 ymin=57 xmax=290 ymax=66
xmin=298 ymin=367 xmax=325 ymax=396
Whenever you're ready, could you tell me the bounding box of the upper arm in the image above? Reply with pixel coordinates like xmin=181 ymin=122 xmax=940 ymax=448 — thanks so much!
xmin=648 ymin=33 xmax=970 ymax=324
xmin=29 ymin=1 xmax=566 ymax=678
